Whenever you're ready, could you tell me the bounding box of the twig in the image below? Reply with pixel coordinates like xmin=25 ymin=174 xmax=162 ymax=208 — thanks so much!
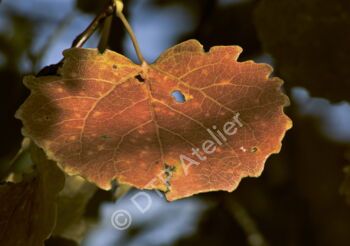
xmin=226 ymin=197 xmax=269 ymax=246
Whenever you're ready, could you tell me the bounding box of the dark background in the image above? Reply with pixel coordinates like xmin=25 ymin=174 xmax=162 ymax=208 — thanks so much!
xmin=1 ymin=0 xmax=350 ymax=245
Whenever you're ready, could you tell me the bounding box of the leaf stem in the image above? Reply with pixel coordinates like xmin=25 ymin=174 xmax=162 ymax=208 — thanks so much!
xmin=115 ymin=0 xmax=146 ymax=64
xmin=98 ymin=15 xmax=113 ymax=53
xmin=72 ymin=1 xmax=115 ymax=48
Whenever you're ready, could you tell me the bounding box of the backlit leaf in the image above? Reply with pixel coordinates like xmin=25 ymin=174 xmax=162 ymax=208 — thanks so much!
xmin=0 ymin=145 xmax=65 ymax=246
xmin=53 ymin=175 xmax=97 ymax=243
xmin=16 ymin=40 xmax=291 ymax=200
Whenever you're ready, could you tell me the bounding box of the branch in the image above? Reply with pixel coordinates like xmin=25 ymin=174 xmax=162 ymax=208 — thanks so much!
xmin=226 ymin=197 xmax=269 ymax=246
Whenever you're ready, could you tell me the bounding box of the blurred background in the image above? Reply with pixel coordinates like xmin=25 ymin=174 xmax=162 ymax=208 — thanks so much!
xmin=1 ymin=0 xmax=350 ymax=245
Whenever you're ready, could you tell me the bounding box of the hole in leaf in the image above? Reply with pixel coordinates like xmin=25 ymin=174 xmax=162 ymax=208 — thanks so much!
xmin=171 ymin=90 xmax=186 ymax=103
xmin=135 ymin=74 xmax=145 ymax=83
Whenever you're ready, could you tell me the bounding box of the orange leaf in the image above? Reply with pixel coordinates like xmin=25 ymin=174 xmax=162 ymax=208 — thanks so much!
xmin=16 ymin=40 xmax=292 ymax=201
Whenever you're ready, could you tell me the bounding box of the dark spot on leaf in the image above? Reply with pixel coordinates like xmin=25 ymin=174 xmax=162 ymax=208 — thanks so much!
xmin=164 ymin=164 xmax=176 ymax=192
xmin=135 ymin=74 xmax=145 ymax=83
xmin=36 ymin=62 xmax=62 ymax=77
xmin=112 ymin=64 xmax=118 ymax=69
xmin=171 ymin=90 xmax=186 ymax=103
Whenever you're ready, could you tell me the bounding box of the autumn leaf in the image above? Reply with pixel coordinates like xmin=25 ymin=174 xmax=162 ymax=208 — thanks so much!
xmin=254 ymin=0 xmax=350 ymax=102
xmin=16 ymin=39 xmax=291 ymax=201
xmin=0 ymin=144 xmax=65 ymax=246
xmin=53 ymin=175 xmax=97 ymax=243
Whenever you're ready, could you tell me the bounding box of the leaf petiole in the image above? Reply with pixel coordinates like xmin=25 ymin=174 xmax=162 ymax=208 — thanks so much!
xmin=72 ymin=2 xmax=115 ymax=48
xmin=114 ymin=0 xmax=147 ymax=65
